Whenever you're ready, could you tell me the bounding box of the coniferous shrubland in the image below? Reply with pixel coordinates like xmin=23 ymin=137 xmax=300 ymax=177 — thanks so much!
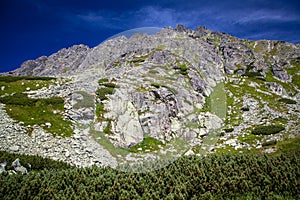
xmin=0 ymin=151 xmax=73 ymax=171
xmin=0 ymin=152 xmax=299 ymax=199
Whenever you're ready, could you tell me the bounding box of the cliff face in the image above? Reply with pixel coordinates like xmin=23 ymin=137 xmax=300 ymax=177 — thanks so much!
xmin=0 ymin=25 xmax=299 ymax=168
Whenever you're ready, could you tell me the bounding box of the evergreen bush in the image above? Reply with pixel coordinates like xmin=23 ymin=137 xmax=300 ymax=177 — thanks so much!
xmin=0 ymin=152 xmax=298 ymax=199
xmin=252 ymin=125 xmax=285 ymax=135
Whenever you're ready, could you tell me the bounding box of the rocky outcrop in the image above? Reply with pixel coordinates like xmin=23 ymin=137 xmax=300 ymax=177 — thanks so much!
xmin=105 ymin=91 xmax=144 ymax=147
xmin=6 ymin=44 xmax=90 ymax=77
xmin=0 ymin=158 xmax=28 ymax=175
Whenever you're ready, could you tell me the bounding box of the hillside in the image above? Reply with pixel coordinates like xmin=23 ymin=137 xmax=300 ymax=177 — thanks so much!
xmin=0 ymin=25 xmax=299 ymax=170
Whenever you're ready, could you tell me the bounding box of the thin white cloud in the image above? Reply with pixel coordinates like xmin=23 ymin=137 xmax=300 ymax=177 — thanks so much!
xmin=70 ymin=10 xmax=128 ymax=30
xmin=236 ymin=9 xmax=299 ymax=24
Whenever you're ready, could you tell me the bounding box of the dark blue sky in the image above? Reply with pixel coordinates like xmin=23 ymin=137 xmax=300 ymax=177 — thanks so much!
xmin=1 ymin=0 xmax=300 ymax=72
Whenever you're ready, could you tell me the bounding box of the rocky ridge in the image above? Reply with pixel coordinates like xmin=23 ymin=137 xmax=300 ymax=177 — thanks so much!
xmin=0 ymin=25 xmax=299 ymax=168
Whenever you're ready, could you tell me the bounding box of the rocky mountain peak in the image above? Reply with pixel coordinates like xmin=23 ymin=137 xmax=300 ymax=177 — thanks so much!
xmin=0 ymin=25 xmax=299 ymax=168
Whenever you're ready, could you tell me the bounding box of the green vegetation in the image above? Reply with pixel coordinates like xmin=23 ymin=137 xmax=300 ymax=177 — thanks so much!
xmin=3 ymin=95 xmax=73 ymax=137
xmin=0 ymin=76 xmax=55 ymax=96
xmin=265 ymin=70 xmax=297 ymax=95
xmin=72 ymin=91 xmax=94 ymax=109
xmin=150 ymin=82 xmax=165 ymax=88
xmin=129 ymin=137 xmax=164 ymax=153
xmin=174 ymin=64 xmax=189 ymax=76
xmin=239 ymin=63 xmax=265 ymax=80
xmin=286 ymin=65 xmax=300 ymax=88
xmin=96 ymin=103 xmax=106 ymax=121
xmin=275 ymin=136 xmax=300 ymax=156
xmin=279 ymin=98 xmax=297 ymax=104
xmin=224 ymin=128 xmax=234 ymax=133
xmin=1 ymin=152 xmax=299 ymax=199
xmin=204 ymin=82 xmax=227 ymax=119
xmin=291 ymin=74 xmax=300 ymax=88
xmin=0 ymin=76 xmax=55 ymax=83
xmin=0 ymin=76 xmax=73 ymax=136
xmin=0 ymin=151 xmax=72 ymax=171
xmin=150 ymin=82 xmax=178 ymax=95
xmin=103 ymin=120 xmax=113 ymax=135
xmin=241 ymin=106 xmax=250 ymax=111
xmin=89 ymin=125 xmax=130 ymax=159
xmin=237 ymin=133 xmax=263 ymax=147
xmin=252 ymin=125 xmax=285 ymax=135
xmin=148 ymin=69 xmax=159 ymax=74
xmin=262 ymin=140 xmax=277 ymax=147
xmin=290 ymin=57 xmax=300 ymax=67
xmin=96 ymin=87 xmax=115 ymax=100
xmin=95 ymin=78 xmax=118 ymax=121
xmin=224 ymin=73 xmax=294 ymax=126
xmin=129 ymin=54 xmax=149 ymax=66
xmin=98 ymin=78 xmax=109 ymax=84
xmin=96 ymin=78 xmax=118 ymax=100
xmin=155 ymin=44 xmax=165 ymax=51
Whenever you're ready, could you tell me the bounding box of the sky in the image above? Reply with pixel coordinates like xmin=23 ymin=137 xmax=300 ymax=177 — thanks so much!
xmin=1 ymin=0 xmax=300 ymax=73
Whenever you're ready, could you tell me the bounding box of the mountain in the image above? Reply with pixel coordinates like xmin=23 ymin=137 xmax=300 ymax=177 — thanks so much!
xmin=0 ymin=25 xmax=299 ymax=169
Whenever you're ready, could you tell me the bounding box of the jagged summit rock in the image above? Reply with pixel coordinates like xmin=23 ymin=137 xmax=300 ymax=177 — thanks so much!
xmin=5 ymin=44 xmax=90 ymax=77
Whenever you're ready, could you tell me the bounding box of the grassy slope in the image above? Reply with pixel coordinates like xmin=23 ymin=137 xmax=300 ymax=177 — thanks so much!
xmin=0 ymin=76 xmax=73 ymax=136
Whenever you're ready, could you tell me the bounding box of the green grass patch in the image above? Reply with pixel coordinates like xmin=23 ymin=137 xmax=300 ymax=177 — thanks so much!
xmin=96 ymin=87 xmax=115 ymax=100
xmin=206 ymin=82 xmax=227 ymax=119
xmin=286 ymin=66 xmax=300 ymax=88
xmin=290 ymin=57 xmax=300 ymax=67
xmin=95 ymin=103 xmax=106 ymax=121
xmin=128 ymin=54 xmax=149 ymax=66
xmin=95 ymin=79 xmax=119 ymax=120
xmin=96 ymin=78 xmax=118 ymax=100
xmin=0 ymin=76 xmax=72 ymax=136
xmin=150 ymin=82 xmax=178 ymax=95
xmin=150 ymin=82 xmax=165 ymax=88
xmin=0 ymin=77 xmax=55 ymax=96
xmin=274 ymin=136 xmax=300 ymax=155
xmin=215 ymin=144 xmax=259 ymax=154
xmin=237 ymin=133 xmax=263 ymax=146
xmin=3 ymin=94 xmax=73 ymax=136
xmin=291 ymin=74 xmax=300 ymax=88
xmin=148 ymin=69 xmax=159 ymax=74
xmin=89 ymin=125 xmax=129 ymax=158
xmin=72 ymin=91 xmax=95 ymax=109
xmin=174 ymin=64 xmax=189 ymax=76
xmin=266 ymin=71 xmax=297 ymax=95
xmin=262 ymin=140 xmax=277 ymax=147
xmin=243 ymin=71 xmax=263 ymax=79
xmin=101 ymin=82 xmax=118 ymax=88
xmin=98 ymin=78 xmax=109 ymax=84
xmin=129 ymin=137 xmax=164 ymax=153
xmin=103 ymin=120 xmax=113 ymax=135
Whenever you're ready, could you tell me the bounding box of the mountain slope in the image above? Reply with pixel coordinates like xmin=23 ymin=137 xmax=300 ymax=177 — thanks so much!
xmin=0 ymin=25 xmax=299 ymax=169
